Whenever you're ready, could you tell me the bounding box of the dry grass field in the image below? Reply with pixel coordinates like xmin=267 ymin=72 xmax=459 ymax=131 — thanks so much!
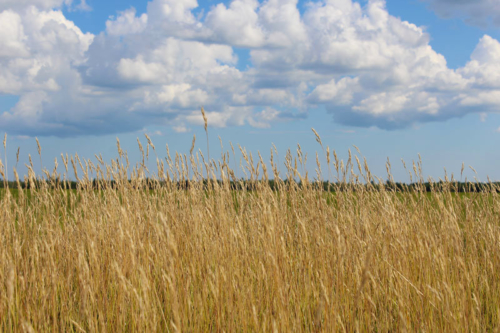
xmin=1 ymin=133 xmax=500 ymax=332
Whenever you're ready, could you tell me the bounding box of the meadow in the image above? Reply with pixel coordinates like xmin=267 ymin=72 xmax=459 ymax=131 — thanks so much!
xmin=1 ymin=131 xmax=500 ymax=332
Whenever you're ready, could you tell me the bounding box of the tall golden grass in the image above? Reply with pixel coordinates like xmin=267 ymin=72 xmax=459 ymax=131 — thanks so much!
xmin=1 ymin=130 xmax=499 ymax=332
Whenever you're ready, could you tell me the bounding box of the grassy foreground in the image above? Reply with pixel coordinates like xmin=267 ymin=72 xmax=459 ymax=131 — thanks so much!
xmin=1 ymin=137 xmax=500 ymax=332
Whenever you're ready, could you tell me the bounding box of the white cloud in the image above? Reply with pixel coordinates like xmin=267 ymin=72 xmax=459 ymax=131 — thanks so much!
xmin=139 ymin=84 xmax=209 ymax=110
xmin=459 ymin=36 xmax=500 ymax=89
xmin=173 ymin=125 xmax=189 ymax=133
xmin=204 ymin=0 xmax=265 ymax=48
xmin=106 ymin=8 xmax=147 ymax=36
xmin=73 ymin=0 xmax=90 ymax=12
xmin=247 ymin=107 xmax=283 ymax=128
xmin=0 ymin=10 xmax=29 ymax=58
xmin=0 ymin=6 xmax=93 ymax=97
xmin=147 ymin=0 xmax=198 ymax=24
xmin=353 ymin=91 xmax=440 ymax=116
xmin=420 ymin=0 xmax=500 ymax=27
xmin=116 ymin=38 xmax=236 ymax=85
xmin=2 ymin=0 xmax=500 ymax=137
xmin=0 ymin=5 xmax=95 ymax=135
xmin=308 ymin=78 xmax=360 ymax=105
xmin=4 ymin=91 xmax=47 ymax=121
xmin=0 ymin=0 xmax=89 ymax=12
xmin=0 ymin=0 xmax=69 ymax=11
xmin=145 ymin=0 xmax=202 ymax=39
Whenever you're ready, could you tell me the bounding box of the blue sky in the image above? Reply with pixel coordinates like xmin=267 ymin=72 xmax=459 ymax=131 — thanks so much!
xmin=0 ymin=0 xmax=499 ymax=182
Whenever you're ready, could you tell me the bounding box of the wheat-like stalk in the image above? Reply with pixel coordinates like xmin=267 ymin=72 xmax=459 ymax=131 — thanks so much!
xmin=201 ymin=106 xmax=210 ymax=161
xmin=190 ymin=134 xmax=196 ymax=155
xmin=15 ymin=147 xmax=20 ymax=168
xmin=311 ymin=127 xmax=323 ymax=148
xmin=2 ymin=133 xmax=6 ymax=184
xmin=35 ymin=137 xmax=43 ymax=171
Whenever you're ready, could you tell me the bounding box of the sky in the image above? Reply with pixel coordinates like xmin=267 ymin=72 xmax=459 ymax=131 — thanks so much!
xmin=0 ymin=0 xmax=500 ymax=183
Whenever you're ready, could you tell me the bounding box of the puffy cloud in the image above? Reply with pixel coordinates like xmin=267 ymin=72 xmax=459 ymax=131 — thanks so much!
xmin=184 ymin=106 xmax=251 ymax=128
xmin=459 ymin=35 xmax=500 ymax=89
xmin=173 ymin=124 xmax=189 ymax=133
xmin=145 ymin=0 xmax=203 ymax=39
xmin=106 ymin=8 xmax=148 ymax=36
xmin=204 ymin=0 xmax=306 ymax=47
xmin=73 ymin=0 xmax=90 ymax=12
xmin=0 ymin=0 xmax=90 ymax=11
xmin=0 ymin=5 xmax=95 ymax=135
xmin=204 ymin=0 xmax=265 ymax=48
xmin=0 ymin=10 xmax=29 ymax=58
xmin=115 ymin=38 xmax=236 ymax=85
xmin=420 ymin=0 xmax=500 ymax=27
xmin=308 ymin=78 xmax=360 ymax=105
xmin=147 ymin=0 xmax=198 ymax=24
xmin=135 ymin=83 xmax=209 ymax=111
xmin=0 ymin=0 xmax=69 ymax=11
xmin=258 ymin=0 xmax=307 ymax=47
xmin=258 ymin=0 xmax=477 ymax=129
xmin=247 ymin=107 xmax=287 ymax=128
xmin=2 ymin=0 xmax=500 ymax=137
xmin=0 ymin=6 xmax=93 ymax=96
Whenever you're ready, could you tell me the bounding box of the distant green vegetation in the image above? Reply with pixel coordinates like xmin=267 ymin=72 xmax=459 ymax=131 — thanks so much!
xmin=1 ymin=179 xmax=499 ymax=193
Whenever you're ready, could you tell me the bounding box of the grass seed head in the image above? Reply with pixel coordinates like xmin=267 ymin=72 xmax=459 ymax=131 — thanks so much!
xmin=36 ymin=137 xmax=41 ymax=156
xmin=311 ymin=128 xmax=323 ymax=147
xmin=201 ymin=106 xmax=208 ymax=132
xmin=190 ymin=135 xmax=196 ymax=155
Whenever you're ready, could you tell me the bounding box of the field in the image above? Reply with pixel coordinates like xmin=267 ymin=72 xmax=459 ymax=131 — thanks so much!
xmin=1 ymin=137 xmax=500 ymax=332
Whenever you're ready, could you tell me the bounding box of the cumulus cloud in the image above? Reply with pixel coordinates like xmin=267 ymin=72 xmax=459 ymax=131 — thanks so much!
xmin=0 ymin=5 xmax=94 ymax=135
xmin=459 ymin=35 xmax=500 ymax=89
xmin=0 ymin=0 xmax=70 ymax=11
xmin=106 ymin=8 xmax=148 ymax=36
xmin=0 ymin=0 xmax=90 ymax=12
xmin=115 ymin=38 xmax=236 ymax=85
xmin=204 ymin=0 xmax=265 ymax=48
xmin=0 ymin=10 xmax=29 ymax=58
xmin=420 ymin=0 xmax=500 ymax=27
xmin=1 ymin=0 xmax=500 ymax=137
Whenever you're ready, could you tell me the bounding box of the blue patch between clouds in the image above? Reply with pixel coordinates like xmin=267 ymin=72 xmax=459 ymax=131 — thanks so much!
xmin=232 ymin=48 xmax=252 ymax=71
xmin=0 ymin=95 xmax=20 ymax=112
